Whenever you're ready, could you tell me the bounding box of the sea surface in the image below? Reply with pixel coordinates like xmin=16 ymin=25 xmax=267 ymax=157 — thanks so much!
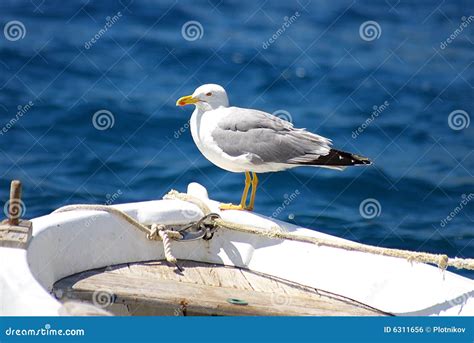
xmin=0 ymin=0 xmax=473 ymax=278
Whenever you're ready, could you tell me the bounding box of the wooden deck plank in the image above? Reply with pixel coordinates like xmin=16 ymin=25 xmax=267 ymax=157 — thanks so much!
xmin=53 ymin=260 xmax=388 ymax=316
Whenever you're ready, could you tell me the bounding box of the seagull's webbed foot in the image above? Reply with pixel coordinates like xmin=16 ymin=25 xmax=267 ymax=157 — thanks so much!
xmin=219 ymin=172 xmax=258 ymax=211
xmin=219 ymin=203 xmax=249 ymax=211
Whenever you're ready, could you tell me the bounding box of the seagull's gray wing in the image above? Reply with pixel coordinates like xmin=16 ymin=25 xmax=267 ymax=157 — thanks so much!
xmin=211 ymin=107 xmax=332 ymax=165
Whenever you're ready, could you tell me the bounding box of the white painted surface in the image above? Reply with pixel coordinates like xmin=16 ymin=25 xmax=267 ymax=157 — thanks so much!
xmin=1 ymin=182 xmax=473 ymax=316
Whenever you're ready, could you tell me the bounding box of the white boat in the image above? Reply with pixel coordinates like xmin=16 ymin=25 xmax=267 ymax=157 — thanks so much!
xmin=1 ymin=182 xmax=473 ymax=316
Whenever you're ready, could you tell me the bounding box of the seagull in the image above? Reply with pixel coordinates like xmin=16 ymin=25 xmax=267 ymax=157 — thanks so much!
xmin=176 ymin=84 xmax=371 ymax=211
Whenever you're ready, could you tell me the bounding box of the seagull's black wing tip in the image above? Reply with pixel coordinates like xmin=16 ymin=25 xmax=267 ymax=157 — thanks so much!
xmin=294 ymin=149 xmax=372 ymax=167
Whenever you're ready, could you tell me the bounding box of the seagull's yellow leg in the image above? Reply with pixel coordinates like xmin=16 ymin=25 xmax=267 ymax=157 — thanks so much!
xmin=247 ymin=172 xmax=259 ymax=211
xmin=240 ymin=171 xmax=252 ymax=206
xmin=219 ymin=172 xmax=251 ymax=210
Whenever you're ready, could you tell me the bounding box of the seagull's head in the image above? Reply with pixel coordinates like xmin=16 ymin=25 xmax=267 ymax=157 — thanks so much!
xmin=176 ymin=84 xmax=229 ymax=111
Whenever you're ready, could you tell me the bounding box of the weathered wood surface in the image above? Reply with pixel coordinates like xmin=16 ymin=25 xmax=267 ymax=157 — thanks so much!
xmin=0 ymin=220 xmax=32 ymax=249
xmin=53 ymin=260 xmax=388 ymax=316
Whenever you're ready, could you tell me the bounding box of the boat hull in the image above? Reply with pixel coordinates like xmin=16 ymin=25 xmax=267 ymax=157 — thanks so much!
xmin=1 ymin=183 xmax=473 ymax=316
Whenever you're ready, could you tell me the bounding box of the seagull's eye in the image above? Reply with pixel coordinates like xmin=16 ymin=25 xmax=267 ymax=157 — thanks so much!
xmin=206 ymin=92 xmax=212 ymax=96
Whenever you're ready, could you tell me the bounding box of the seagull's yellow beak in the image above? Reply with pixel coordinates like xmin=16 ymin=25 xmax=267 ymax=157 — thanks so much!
xmin=176 ymin=95 xmax=198 ymax=106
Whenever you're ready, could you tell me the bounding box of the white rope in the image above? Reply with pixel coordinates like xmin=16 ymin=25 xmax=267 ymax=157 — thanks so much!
xmin=53 ymin=204 xmax=182 ymax=266
xmin=153 ymin=224 xmax=177 ymax=264
xmin=164 ymin=190 xmax=474 ymax=271
xmin=54 ymin=205 xmax=152 ymax=236
xmin=53 ymin=197 xmax=474 ymax=271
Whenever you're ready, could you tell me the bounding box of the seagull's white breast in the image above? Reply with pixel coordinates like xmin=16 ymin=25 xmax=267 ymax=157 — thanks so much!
xmin=190 ymin=108 xmax=250 ymax=173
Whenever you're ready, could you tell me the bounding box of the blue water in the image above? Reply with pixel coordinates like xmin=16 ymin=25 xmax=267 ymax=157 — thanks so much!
xmin=0 ymin=1 xmax=473 ymax=278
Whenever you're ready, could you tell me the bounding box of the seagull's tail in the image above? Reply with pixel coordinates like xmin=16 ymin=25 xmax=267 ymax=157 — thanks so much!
xmin=295 ymin=149 xmax=372 ymax=170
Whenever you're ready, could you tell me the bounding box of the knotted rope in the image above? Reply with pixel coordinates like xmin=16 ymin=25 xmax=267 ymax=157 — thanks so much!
xmin=54 ymin=195 xmax=474 ymax=271
xmin=164 ymin=190 xmax=474 ymax=271
xmin=154 ymin=224 xmax=177 ymax=264
xmin=54 ymin=205 xmax=182 ymax=266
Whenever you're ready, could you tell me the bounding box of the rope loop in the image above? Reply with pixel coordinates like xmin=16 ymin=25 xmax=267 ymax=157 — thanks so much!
xmin=147 ymin=224 xmax=161 ymax=241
